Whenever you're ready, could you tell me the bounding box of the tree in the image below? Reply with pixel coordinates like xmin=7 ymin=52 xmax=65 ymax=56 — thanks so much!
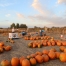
xmin=19 ymin=24 xmax=27 ymax=28
xmin=10 ymin=23 xmax=15 ymax=28
xmin=34 ymin=26 xmax=38 ymax=28
xmin=16 ymin=23 xmax=19 ymax=28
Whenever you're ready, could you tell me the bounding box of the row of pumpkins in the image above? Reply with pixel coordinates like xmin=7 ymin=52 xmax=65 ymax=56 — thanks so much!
xmin=28 ymin=39 xmax=66 ymax=48
xmin=24 ymin=36 xmax=51 ymax=40
xmin=2 ymin=33 xmax=8 ymax=36
xmin=0 ymin=46 xmax=66 ymax=66
xmin=6 ymin=38 xmax=15 ymax=43
xmin=0 ymin=42 xmax=11 ymax=53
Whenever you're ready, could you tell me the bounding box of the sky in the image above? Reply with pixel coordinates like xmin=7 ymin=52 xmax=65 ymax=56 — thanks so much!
xmin=0 ymin=0 xmax=66 ymax=28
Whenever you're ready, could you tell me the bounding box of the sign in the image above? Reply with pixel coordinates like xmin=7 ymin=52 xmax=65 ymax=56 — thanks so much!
xmin=9 ymin=33 xmax=19 ymax=38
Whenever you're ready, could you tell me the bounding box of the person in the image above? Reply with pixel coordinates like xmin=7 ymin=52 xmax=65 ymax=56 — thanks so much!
xmin=22 ymin=30 xmax=27 ymax=37
xmin=42 ymin=30 xmax=46 ymax=36
xmin=12 ymin=27 xmax=15 ymax=33
xmin=60 ymin=34 xmax=64 ymax=40
xmin=39 ymin=30 xmax=43 ymax=36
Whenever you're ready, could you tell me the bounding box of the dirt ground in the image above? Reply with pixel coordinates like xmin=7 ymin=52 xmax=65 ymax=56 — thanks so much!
xmin=0 ymin=33 xmax=66 ymax=66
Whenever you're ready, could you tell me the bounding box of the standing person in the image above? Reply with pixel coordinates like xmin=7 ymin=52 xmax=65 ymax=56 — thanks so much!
xmin=22 ymin=30 xmax=27 ymax=37
xmin=42 ymin=30 xmax=46 ymax=36
xmin=39 ymin=30 xmax=42 ymax=36
xmin=12 ymin=27 xmax=15 ymax=33
xmin=60 ymin=33 xmax=64 ymax=40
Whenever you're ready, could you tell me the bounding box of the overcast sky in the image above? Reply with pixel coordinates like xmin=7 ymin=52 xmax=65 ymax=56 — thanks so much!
xmin=0 ymin=0 xmax=66 ymax=28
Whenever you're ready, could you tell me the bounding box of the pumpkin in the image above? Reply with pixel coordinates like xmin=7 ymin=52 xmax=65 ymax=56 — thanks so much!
xmin=60 ymin=46 xmax=65 ymax=52
xmin=35 ymin=51 xmax=43 ymax=56
xmin=24 ymin=37 xmax=27 ymax=40
xmin=38 ymin=44 xmax=42 ymax=48
xmin=62 ymin=41 xmax=66 ymax=46
xmin=27 ymin=55 xmax=31 ymax=60
xmin=51 ymin=41 xmax=56 ymax=46
xmin=30 ymin=54 xmax=36 ymax=58
xmin=35 ymin=55 xmax=44 ymax=63
xmin=30 ymin=58 xmax=37 ymax=65
xmin=42 ymin=50 xmax=49 ymax=55
xmin=22 ymin=59 xmax=30 ymax=66
xmin=42 ymin=41 xmax=47 ymax=46
xmin=0 ymin=42 xmax=4 ymax=47
xmin=35 ymin=37 xmax=39 ymax=40
xmin=32 ymin=43 xmax=37 ymax=48
xmin=1 ymin=60 xmax=10 ymax=66
xmin=0 ymin=47 xmax=4 ymax=53
xmin=42 ymin=54 xmax=49 ymax=62
xmin=49 ymin=48 xmax=56 ymax=52
xmin=10 ymin=40 xmax=15 ymax=43
xmin=7 ymin=38 xmax=10 ymax=42
xmin=59 ymin=53 xmax=66 ymax=62
xmin=47 ymin=41 xmax=51 ymax=46
xmin=19 ymin=56 xmax=25 ymax=65
xmin=33 ymin=37 xmax=36 ymax=40
xmin=64 ymin=48 xmax=66 ymax=53
xmin=28 ymin=43 xmax=32 ymax=48
xmin=4 ymin=46 xmax=11 ymax=51
xmin=26 ymin=37 xmax=30 ymax=40
xmin=48 ymin=51 xmax=56 ymax=60
xmin=11 ymin=57 xmax=20 ymax=66
xmin=57 ymin=41 xmax=62 ymax=46
xmin=55 ymin=52 xmax=60 ymax=59
xmin=50 ymin=38 xmax=54 ymax=41
xmin=30 ymin=37 xmax=33 ymax=40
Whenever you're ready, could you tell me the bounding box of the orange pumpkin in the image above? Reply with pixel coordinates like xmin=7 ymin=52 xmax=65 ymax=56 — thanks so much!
xmin=10 ymin=40 xmax=15 ymax=43
xmin=49 ymin=48 xmax=56 ymax=52
xmin=48 ymin=51 xmax=56 ymax=60
xmin=30 ymin=58 xmax=37 ymax=65
xmin=64 ymin=48 xmax=66 ymax=53
xmin=27 ymin=55 xmax=31 ymax=60
xmin=55 ymin=52 xmax=60 ymax=59
xmin=1 ymin=60 xmax=10 ymax=66
xmin=22 ymin=59 xmax=30 ymax=66
xmin=0 ymin=42 xmax=4 ymax=47
xmin=42 ymin=50 xmax=49 ymax=55
xmin=19 ymin=56 xmax=25 ymax=65
xmin=35 ymin=55 xmax=44 ymax=63
xmin=30 ymin=54 xmax=36 ymax=58
xmin=30 ymin=37 xmax=33 ymax=40
xmin=59 ymin=53 xmax=66 ymax=62
xmin=11 ymin=57 xmax=20 ymax=66
xmin=57 ymin=41 xmax=62 ymax=46
xmin=35 ymin=51 xmax=43 ymax=56
xmin=62 ymin=41 xmax=66 ymax=46
xmin=32 ymin=43 xmax=37 ymax=48
xmin=42 ymin=54 xmax=49 ymax=62
xmin=28 ymin=42 xmax=33 ymax=48
xmin=0 ymin=47 xmax=4 ymax=53
xmin=51 ymin=41 xmax=56 ymax=46
xmin=47 ymin=41 xmax=51 ymax=46
xmin=60 ymin=46 xmax=65 ymax=52
xmin=42 ymin=41 xmax=47 ymax=46
xmin=24 ymin=37 xmax=27 ymax=40
xmin=4 ymin=46 xmax=11 ymax=51
xmin=38 ymin=44 xmax=42 ymax=48
xmin=35 ymin=37 xmax=39 ymax=40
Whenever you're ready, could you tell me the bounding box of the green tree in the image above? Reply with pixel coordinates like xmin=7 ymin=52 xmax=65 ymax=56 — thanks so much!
xmin=10 ymin=23 xmax=15 ymax=28
xmin=19 ymin=24 xmax=27 ymax=28
xmin=16 ymin=23 xmax=19 ymax=28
